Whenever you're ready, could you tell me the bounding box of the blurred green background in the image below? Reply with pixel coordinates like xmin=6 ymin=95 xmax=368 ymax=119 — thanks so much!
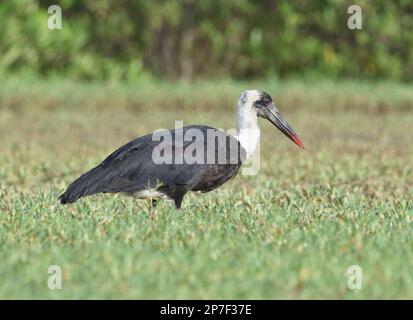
xmin=1 ymin=1 xmax=413 ymax=299
xmin=1 ymin=0 xmax=412 ymax=81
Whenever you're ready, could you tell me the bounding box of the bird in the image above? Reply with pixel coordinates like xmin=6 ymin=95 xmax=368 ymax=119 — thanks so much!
xmin=59 ymin=90 xmax=304 ymax=214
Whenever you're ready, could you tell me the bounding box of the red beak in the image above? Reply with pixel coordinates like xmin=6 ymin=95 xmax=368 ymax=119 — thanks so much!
xmin=264 ymin=104 xmax=304 ymax=149
xmin=290 ymin=132 xmax=305 ymax=149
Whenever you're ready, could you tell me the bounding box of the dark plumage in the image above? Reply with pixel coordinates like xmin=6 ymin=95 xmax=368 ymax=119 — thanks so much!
xmin=59 ymin=125 xmax=245 ymax=209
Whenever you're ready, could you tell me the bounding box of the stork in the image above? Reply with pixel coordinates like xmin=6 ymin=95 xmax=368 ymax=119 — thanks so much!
xmin=59 ymin=90 xmax=303 ymax=214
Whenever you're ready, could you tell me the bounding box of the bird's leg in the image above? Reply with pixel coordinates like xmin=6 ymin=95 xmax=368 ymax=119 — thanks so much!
xmin=149 ymin=198 xmax=158 ymax=218
xmin=173 ymin=187 xmax=187 ymax=211
xmin=174 ymin=197 xmax=183 ymax=211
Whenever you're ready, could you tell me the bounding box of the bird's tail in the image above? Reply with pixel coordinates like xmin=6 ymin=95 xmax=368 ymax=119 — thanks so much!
xmin=59 ymin=166 xmax=108 ymax=204
xmin=59 ymin=165 xmax=138 ymax=204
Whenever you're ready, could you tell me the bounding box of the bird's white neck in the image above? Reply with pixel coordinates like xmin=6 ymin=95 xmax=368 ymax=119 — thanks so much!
xmin=235 ymin=104 xmax=260 ymax=160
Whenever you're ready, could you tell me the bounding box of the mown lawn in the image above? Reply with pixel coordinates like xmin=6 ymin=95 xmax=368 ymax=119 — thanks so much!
xmin=0 ymin=78 xmax=412 ymax=299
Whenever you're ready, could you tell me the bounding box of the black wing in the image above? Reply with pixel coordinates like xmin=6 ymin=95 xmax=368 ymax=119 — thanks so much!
xmin=59 ymin=125 xmax=245 ymax=205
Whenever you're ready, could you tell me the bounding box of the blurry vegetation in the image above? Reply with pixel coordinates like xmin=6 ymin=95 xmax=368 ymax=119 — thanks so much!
xmin=0 ymin=0 xmax=412 ymax=81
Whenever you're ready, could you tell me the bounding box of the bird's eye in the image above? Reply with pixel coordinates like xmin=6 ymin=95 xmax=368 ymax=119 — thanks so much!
xmin=254 ymin=101 xmax=263 ymax=108
xmin=255 ymin=98 xmax=270 ymax=107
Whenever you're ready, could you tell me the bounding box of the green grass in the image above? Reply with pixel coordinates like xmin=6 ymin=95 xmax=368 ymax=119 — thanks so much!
xmin=0 ymin=78 xmax=412 ymax=299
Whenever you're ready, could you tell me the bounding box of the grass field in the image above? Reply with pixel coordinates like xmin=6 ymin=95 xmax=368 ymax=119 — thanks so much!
xmin=0 ymin=78 xmax=412 ymax=299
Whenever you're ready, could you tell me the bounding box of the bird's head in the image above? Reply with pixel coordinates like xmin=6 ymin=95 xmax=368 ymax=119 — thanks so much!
xmin=238 ymin=90 xmax=304 ymax=148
